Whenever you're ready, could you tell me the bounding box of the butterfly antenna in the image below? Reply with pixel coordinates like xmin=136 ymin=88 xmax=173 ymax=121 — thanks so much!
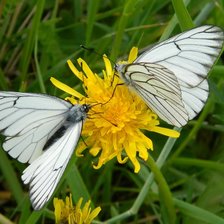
xmin=80 ymin=45 xmax=124 ymax=105
xmin=80 ymin=45 xmax=117 ymax=67
xmin=102 ymin=83 xmax=124 ymax=106
xmin=90 ymin=102 xmax=104 ymax=108
xmin=88 ymin=109 xmax=118 ymax=127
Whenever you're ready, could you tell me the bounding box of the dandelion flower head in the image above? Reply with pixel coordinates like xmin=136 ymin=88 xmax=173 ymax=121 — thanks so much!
xmin=51 ymin=47 xmax=179 ymax=173
xmin=54 ymin=194 xmax=101 ymax=224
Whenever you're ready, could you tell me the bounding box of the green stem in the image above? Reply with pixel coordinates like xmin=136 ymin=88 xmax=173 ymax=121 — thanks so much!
xmin=147 ymin=155 xmax=176 ymax=224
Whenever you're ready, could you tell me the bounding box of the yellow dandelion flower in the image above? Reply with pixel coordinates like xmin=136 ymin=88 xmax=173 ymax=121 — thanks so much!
xmin=51 ymin=47 xmax=180 ymax=173
xmin=54 ymin=194 xmax=101 ymax=224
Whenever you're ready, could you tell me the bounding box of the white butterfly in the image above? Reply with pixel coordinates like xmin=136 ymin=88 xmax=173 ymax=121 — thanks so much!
xmin=0 ymin=91 xmax=90 ymax=210
xmin=116 ymin=25 xmax=224 ymax=127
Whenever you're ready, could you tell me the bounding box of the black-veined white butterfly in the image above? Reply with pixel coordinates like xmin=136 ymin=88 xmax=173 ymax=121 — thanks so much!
xmin=0 ymin=91 xmax=90 ymax=210
xmin=116 ymin=25 xmax=224 ymax=127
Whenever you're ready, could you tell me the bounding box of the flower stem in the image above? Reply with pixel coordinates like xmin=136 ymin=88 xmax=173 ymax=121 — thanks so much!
xmin=105 ymin=131 xmax=178 ymax=223
xmin=146 ymin=154 xmax=176 ymax=224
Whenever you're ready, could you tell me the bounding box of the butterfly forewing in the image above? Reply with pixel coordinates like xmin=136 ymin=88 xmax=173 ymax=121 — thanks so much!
xmin=0 ymin=92 xmax=72 ymax=163
xmin=136 ymin=25 xmax=223 ymax=86
xmin=118 ymin=25 xmax=224 ymax=127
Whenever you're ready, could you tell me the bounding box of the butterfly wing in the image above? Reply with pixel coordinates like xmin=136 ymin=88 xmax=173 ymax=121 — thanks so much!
xmin=21 ymin=121 xmax=83 ymax=210
xmin=0 ymin=91 xmax=72 ymax=163
xmin=119 ymin=25 xmax=224 ymax=126
xmin=136 ymin=25 xmax=224 ymax=87
xmin=123 ymin=63 xmax=191 ymax=126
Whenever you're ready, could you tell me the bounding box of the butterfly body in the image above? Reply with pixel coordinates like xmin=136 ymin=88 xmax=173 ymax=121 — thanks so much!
xmin=116 ymin=25 xmax=224 ymax=127
xmin=0 ymin=91 xmax=90 ymax=209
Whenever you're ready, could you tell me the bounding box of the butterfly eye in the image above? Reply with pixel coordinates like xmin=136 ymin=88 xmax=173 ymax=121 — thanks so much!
xmin=83 ymin=104 xmax=90 ymax=113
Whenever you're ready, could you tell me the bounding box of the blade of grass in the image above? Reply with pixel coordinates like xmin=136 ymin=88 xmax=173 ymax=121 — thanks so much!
xmin=0 ymin=67 xmax=8 ymax=90
xmin=0 ymin=1 xmax=24 ymax=59
xmin=110 ymin=0 xmax=136 ymax=60
xmin=19 ymin=0 xmax=45 ymax=92
xmin=24 ymin=210 xmax=43 ymax=224
xmin=172 ymin=158 xmax=224 ymax=171
xmin=85 ymin=0 xmax=100 ymax=46
xmin=169 ymin=98 xmax=213 ymax=161
xmin=0 ymin=149 xmax=24 ymax=206
xmin=34 ymin=35 xmax=46 ymax=93
xmin=194 ymin=2 xmax=215 ymax=26
xmin=159 ymin=0 xmax=191 ymax=41
xmin=0 ymin=2 xmax=12 ymax=53
xmin=0 ymin=213 xmax=14 ymax=224
xmin=18 ymin=199 xmax=32 ymax=224
xmin=174 ymin=198 xmax=224 ymax=224
xmin=169 ymin=77 xmax=223 ymax=161
xmin=127 ymin=0 xmax=156 ymax=49
xmin=171 ymin=0 xmax=194 ymax=30
xmin=73 ymin=0 xmax=82 ymax=22
xmin=66 ymin=164 xmax=91 ymax=204
xmin=0 ymin=0 xmax=7 ymax=20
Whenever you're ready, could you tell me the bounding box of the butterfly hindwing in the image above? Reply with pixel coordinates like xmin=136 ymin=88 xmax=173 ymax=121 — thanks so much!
xmin=123 ymin=63 xmax=189 ymax=126
xmin=21 ymin=121 xmax=83 ymax=210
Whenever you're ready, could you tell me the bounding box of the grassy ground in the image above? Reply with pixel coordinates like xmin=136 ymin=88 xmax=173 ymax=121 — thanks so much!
xmin=0 ymin=0 xmax=224 ymax=223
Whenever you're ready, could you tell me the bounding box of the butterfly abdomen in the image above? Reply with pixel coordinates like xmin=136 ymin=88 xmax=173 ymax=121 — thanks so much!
xmin=43 ymin=104 xmax=90 ymax=151
xmin=43 ymin=125 xmax=67 ymax=151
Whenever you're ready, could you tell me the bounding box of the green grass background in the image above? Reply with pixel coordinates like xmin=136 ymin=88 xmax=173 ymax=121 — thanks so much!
xmin=0 ymin=0 xmax=224 ymax=223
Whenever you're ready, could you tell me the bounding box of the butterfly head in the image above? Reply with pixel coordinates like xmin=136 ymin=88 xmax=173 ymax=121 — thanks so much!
xmin=68 ymin=104 xmax=91 ymax=122
xmin=82 ymin=104 xmax=91 ymax=113
xmin=114 ymin=63 xmax=131 ymax=85
xmin=115 ymin=63 xmax=126 ymax=74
